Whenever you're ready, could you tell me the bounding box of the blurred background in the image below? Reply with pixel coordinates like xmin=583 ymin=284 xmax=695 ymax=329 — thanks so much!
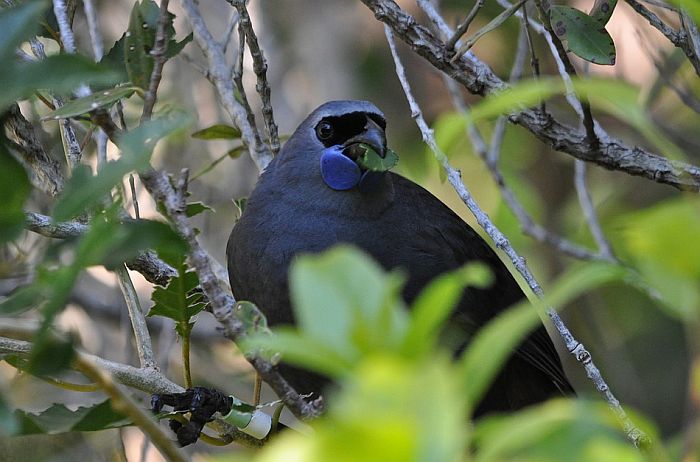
xmin=1 ymin=0 xmax=698 ymax=460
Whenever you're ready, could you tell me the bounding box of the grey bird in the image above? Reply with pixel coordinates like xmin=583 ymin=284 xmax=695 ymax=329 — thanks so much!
xmin=227 ymin=100 xmax=574 ymax=415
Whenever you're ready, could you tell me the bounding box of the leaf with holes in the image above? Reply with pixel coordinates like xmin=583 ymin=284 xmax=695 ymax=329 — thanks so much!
xmin=550 ymin=5 xmax=616 ymax=65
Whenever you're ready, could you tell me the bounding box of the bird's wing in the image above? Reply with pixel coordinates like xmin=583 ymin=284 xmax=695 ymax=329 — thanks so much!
xmin=392 ymin=174 xmax=573 ymax=394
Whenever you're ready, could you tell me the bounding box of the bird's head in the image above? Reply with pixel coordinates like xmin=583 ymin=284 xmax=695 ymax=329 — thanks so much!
xmin=280 ymin=100 xmax=396 ymax=192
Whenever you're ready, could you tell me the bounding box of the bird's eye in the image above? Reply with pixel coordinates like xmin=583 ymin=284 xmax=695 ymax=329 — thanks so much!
xmin=316 ymin=121 xmax=334 ymax=141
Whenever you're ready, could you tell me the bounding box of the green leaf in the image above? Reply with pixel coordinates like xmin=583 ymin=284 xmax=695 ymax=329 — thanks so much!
xmin=28 ymin=335 xmax=76 ymax=376
xmin=53 ymin=110 xmax=191 ymax=221
xmin=355 ymin=144 xmax=399 ymax=172
xmin=0 ymin=0 xmax=47 ymax=62
xmin=459 ymin=262 xmax=628 ymax=413
xmin=191 ymin=124 xmax=242 ymax=140
xmin=124 ymin=0 xmax=191 ymax=89
xmin=0 ymin=55 xmax=119 ymax=110
xmin=186 ymin=201 xmax=214 ymax=217
xmin=77 ymin=217 xmax=187 ymax=269
xmin=400 ymin=263 xmax=492 ymax=358
xmin=41 ymin=85 xmax=139 ymax=120
xmin=0 ymin=147 xmax=31 ymax=243
xmin=550 ymin=5 xmax=616 ymax=65
xmin=473 ymin=399 xmax=653 ymax=462
xmin=149 ymin=270 xmax=205 ymax=323
xmin=13 ymin=400 xmax=131 ymax=435
xmin=589 ymin=0 xmax=617 ymax=25
xmin=288 ymin=245 xmax=407 ymax=360
xmin=617 ymin=198 xmax=700 ymax=320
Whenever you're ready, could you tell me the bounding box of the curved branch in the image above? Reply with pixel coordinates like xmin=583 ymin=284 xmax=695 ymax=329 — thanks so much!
xmin=360 ymin=0 xmax=700 ymax=191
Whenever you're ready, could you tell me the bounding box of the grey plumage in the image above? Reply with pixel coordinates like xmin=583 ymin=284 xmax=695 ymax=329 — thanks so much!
xmin=227 ymin=100 xmax=573 ymax=414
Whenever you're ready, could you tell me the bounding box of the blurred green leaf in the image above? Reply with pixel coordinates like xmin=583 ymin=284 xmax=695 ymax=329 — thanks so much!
xmin=0 ymin=55 xmax=118 ymax=110
xmin=288 ymin=245 xmax=408 ymax=361
xmin=251 ymin=355 xmax=466 ymax=462
xmin=0 ymin=393 xmax=19 ymax=437
xmin=78 ymin=217 xmax=187 ymax=269
xmin=465 ymin=77 xmax=683 ymax=160
xmin=0 ymin=284 xmax=45 ymax=315
xmin=41 ymin=85 xmax=139 ymax=120
xmin=550 ymin=6 xmax=616 ymax=65
xmin=473 ymin=399 xmax=657 ymax=462
xmin=12 ymin=400 xmax=131 ymax=435
xmin=53 ymin=109 xmax=191 ymax=221
xmin=400 ymin=263 xmax=492 ymax=358
xmin=0 ymin=0 xmax=46 ymax=61
xmin=459 ymin=261 xmax=629 ymax=412
xmin=28 ymin=335 xmax=75 ymax=376
xmin=0 ymin=147 xmax=31 ymax=243
xmin=617 ymin=198 xmax=700 ymax=320
xmin=191 ymin=124 xmax=242 ymax=140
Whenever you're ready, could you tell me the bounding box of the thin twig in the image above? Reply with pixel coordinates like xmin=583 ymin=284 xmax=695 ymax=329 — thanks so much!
xmin=228 ymin=0 xmax=280 ymax=155
xmin=116 ymin=264 xmax=156 ymax=369
xmin=179 ymin=0 xmax=273 ymax=171
xmin=364 ymin=0 xmax=700 ymax=191
xmin=574 ymin=161 xmax=616 ymax=260
xmin=82 ymin=0 xmax=104 ymax=61
xmin=25 ymin=212 xmax=178 ymax=286
xmin=51 ymin=0 xmax=91 ymax=98
xmin=446 ymin=0 xmax=485 ymax=50
xmin=233 ymin=25 xmax=265 ymax=159
xmin=141 ymin=0 xmax=171 ymax=122
xmin=383 ymin=24 xmax=646 ymax=447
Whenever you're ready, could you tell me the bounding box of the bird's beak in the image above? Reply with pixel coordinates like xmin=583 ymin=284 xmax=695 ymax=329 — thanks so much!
xmin=342 ymin=116 xmax=387 ymax=159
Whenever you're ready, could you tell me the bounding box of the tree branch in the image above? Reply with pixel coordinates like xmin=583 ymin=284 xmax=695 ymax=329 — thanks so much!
xmin=384 ymin=24 xmax=646 ymax=447
xmin=179 ymin=0 xmax=273 ymax=171
xmin=361 ymin=0 xmax=700 ymax=191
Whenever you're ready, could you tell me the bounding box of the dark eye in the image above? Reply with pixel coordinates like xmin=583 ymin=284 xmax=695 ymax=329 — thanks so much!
xmin=316 ymin=121 xmax=334 ymax=141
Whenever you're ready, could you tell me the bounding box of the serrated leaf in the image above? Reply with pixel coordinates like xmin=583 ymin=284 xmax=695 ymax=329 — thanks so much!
xmin=550 ymin=5 xmax=616 ymax=65
xmin=186 ymin=201 xmax=214 ymax=217
xmin=191 ymin=124 xmax=242 ymax=140
xmin=149 ymin=269 xmax=205 ymax=323
xmin=41 ymin=86 xmax=139 ymax=120
xmin=12 ymin=400 xmax=131 ymax=435
xmin=589 ymin=0 xmax=617 ymax=25
xmin=355 ymin=144 xmax=399 ymax=172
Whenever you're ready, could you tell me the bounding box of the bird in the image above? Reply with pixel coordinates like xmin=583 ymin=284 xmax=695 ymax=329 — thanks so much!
xmin=226 ymin=100 xmax=574 ymax=416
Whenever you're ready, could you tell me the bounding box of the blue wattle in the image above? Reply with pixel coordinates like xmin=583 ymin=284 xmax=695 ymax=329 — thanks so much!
xmin=320 ymin=146 xmax=361 ymax=190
